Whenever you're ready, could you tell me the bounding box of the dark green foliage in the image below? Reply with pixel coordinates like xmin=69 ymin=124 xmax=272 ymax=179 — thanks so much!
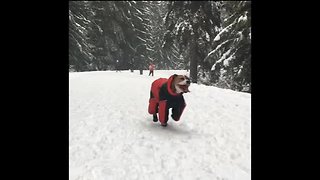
xmin=69 ymin=1 xmax=95 ymax=71
xmin=69 ymin=1 xmax=251 ymax=93
xmin=205 ymin=1 xmax=251 ymax=92
xmin=69 ymin=1 xmax=154 ymax=71
xmin=163 ymin=1 xmax=222 ymax=82
xmin=162 ymin=1 xmax=251 ymax=92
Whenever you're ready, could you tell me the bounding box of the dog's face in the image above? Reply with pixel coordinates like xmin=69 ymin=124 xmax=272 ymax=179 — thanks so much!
xmin=171 ymin=75 xmax=191 ymax=94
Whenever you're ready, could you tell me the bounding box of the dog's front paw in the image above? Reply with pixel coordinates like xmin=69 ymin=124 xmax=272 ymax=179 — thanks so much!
xmin=161 ymin=123 xmax=167 ymax=127
xmin=153 ymin=114 xmax=158 ymax=122
xmin=171 ymin=114 xmax=179 ymax=121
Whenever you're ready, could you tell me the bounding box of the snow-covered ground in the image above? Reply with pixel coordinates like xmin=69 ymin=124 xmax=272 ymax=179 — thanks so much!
xmin=69 ymin=70 xmax=251 ymax=180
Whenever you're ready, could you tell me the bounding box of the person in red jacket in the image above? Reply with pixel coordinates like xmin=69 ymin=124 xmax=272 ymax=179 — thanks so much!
xmin=148 ymin=74 xmax=190 ymax=126
xmin=148 ymin=63 xmax=155 ymax=76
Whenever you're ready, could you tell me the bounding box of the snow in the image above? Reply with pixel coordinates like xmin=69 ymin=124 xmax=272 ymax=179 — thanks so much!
xmin=69 ymin=70 xmax=251 ymax=180
xmin=205 ymin=32 xmax=210 ymax=42
xmin=204 ymin=39 xmax=231 ymax=62
xmin=135 ymin=15 xmax=144 ymax=22
xmin=237 ymin=31 xmax=243 ymax=41
xmin=238 ymin=13 xmax=247 ymax=23
xmin=135 ymin=7 xmax=143 ymax=16
xmin=175 ymin=22 xmax=184 ymax=31
xmin=211 ymin=64 xmax=216 ymax=71
xmin=146 ymin=47 xmax=154 ymax=52
xmin=96 ymin=23 xmax=103 ymax=33
xmin=214 ymin=34 xmax=220 ymax=41
xmin=223 ymin=54 xmax=234 ymax=67
xmin=213 ymin=19 xmax=237 ymax=42
xmin=211 ymin=48 xmax=234 ymax=71
xmin=137 ymin=36 xmax=147 ymax=43
xmin=70 ymin=13 xmax=86 ymax=35
xmin=237 ymin=66 xmax=243 ymax=75
xmin=135 ymin=28 xmax=148 ymax=35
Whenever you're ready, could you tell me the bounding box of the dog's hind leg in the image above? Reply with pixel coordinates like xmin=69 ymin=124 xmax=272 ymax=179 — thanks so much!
xmin=149 ymin=91 xmax=159 ymax=122
xmin=158 ymin=100 xmax=169 ymax=126
xmin=148 ymin=91 xmax=158 ymax=115
xmin=153 ymin=114 xmax=158 ymax=122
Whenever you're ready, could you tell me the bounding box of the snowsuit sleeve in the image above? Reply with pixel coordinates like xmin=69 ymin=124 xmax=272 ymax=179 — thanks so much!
xmin=171 ymin=96 xmax=186 ymax=121
xmin=158 ymin=82 xmax=186 ymax=122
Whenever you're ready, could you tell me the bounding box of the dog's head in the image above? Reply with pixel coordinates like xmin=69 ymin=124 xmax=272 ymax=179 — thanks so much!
xmin=171 ymin=75 xmax=191 ymax=94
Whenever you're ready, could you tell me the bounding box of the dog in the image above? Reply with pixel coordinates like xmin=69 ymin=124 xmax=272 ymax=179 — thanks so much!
xmin=148 ymin=74 xmax=191 ymax=126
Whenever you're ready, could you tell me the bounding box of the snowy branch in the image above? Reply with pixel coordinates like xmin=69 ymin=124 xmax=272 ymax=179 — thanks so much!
xmin=211 ymin=49 xmax=235 ymax=71
xmin=213 ymin=18 xmax=237 ymax=41
xmin=203 ymin=39 xmax=234 ymax=62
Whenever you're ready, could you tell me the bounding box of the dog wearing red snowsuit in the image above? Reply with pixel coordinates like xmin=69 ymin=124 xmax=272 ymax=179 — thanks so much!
xmin=148 ymin=74 xmax=190 ymax=126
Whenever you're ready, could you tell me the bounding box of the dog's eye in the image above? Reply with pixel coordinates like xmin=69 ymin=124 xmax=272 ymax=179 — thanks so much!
xmin=180 ymin=77 xmax=185 ymax=80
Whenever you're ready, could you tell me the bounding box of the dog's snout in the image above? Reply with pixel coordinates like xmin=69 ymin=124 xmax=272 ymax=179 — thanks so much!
xmin=186 ymin=80 xmax=191 ymax=84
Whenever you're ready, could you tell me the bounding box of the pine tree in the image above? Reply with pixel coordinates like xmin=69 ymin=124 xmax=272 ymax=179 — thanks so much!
xmin=69 ymin=1 xmax=251 ymax=92
xmin=69 ymin=1 xmax=95 ymax=71
xmin=69 ymin=1 xmax=154 ymax=72
xmin=162 ymin=1 xmax=222 ymax=82
xmin=142 ymin=1 xmax=167 ymax=69
xmin=205 ymin=1 xmax=251 ymax=92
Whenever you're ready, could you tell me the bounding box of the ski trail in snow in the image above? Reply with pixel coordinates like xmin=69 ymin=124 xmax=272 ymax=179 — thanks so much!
xmin=69 ymin=70 xmax=251 ymax=180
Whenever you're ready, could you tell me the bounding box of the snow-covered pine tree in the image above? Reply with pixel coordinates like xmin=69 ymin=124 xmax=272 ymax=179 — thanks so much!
xmin=91 ymin=1 xmax=140 ymax=71
xmin=204 ymin=1 xmax=251 ymax=92
xmin=69 ymin=1 xmax=95 ymax=72
xmin=126 ymin=1 xmax=152 ymax=71
xmin=69 ymin=1 xmax=155 ymax=71
xmin=162 ymin=1 xmax=221 ymax=82
xmin=143 ymin=1 xmax=168 ymax=69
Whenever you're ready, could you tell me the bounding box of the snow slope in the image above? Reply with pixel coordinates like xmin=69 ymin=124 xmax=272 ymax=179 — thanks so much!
xmin=69 ymin=70 xmax=251 ymax=180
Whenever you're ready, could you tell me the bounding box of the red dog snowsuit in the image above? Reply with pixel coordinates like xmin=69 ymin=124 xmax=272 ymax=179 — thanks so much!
xmin=148 ymin=75 xmax=186 ymax=125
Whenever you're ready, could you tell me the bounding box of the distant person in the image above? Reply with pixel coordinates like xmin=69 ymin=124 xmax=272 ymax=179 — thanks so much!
xmin=116 ymin=60 xmax=121 ymax=72
xmin=148 ymin=63 xmax=155 ymax=76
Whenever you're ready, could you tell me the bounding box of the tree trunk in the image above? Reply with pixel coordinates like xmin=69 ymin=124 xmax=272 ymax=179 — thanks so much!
xmin=189 ymin=37 xmax=198 ymax=83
